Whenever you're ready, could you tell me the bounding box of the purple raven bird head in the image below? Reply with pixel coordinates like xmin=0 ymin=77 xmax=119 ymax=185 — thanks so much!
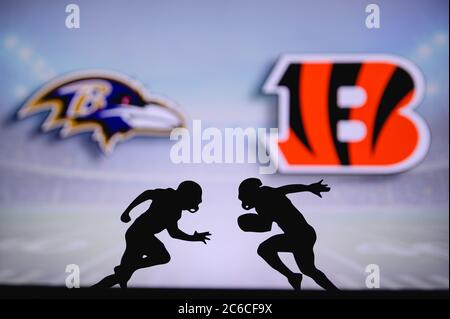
xmin=18 ymin=70 xmax=186 ymax=153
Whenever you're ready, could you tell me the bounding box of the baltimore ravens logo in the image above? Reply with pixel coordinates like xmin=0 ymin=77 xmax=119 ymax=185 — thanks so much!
xmin=18 ymin=70 xmax=186 ymax=153
xmin=264 ymin=54 xmax=430 ymax=174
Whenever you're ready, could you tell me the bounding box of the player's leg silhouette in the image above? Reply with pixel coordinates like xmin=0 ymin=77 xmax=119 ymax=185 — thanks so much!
xmin=93 ymin=181 xmax=211 ymax=288
xmin=237 ymin=178 xmax=338 ymax=291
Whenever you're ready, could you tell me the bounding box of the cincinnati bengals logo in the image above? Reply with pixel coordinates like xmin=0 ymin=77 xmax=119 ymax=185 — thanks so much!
xmin=263 ymin=54 xmax=430 ymax=174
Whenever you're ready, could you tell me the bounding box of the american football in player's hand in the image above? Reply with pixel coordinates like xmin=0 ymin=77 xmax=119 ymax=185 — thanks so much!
xmin=238 ymin=213 xmax=263 ymax=231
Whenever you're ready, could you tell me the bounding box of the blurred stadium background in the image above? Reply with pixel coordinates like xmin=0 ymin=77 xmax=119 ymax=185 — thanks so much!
xmin=0 ymin=0 xmax=448 ymax=289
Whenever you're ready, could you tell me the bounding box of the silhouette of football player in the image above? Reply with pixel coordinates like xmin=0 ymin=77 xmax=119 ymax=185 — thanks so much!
xmin=237 ymin=178 xmax=338 ymax=291
xmin=93 ymin=181 xmax=211 ymax=288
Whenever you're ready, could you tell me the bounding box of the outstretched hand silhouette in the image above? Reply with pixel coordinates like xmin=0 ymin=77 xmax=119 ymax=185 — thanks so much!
xmin=308 ymin=179 xmax=330 ymax=198
xmin=193 ymin=231 xmax=211 ymax=244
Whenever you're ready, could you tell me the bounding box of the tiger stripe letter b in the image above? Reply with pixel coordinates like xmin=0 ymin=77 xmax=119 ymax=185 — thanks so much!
xmin=263 ymin=54 xmax=429 ymax=174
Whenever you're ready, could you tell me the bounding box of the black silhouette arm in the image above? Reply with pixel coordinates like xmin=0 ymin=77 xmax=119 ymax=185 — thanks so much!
xmin=167 ymin=223 xmax=211 ymax=244
xmin=278 ymin=184 xmax=310 ymax=194
xmin=120 ymin=190 xmax=154 ymax=223
xmin=278 ymin=179 xmax=330 ymax=198
xmin=238 ymin=214 xmax=272 ymax=232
